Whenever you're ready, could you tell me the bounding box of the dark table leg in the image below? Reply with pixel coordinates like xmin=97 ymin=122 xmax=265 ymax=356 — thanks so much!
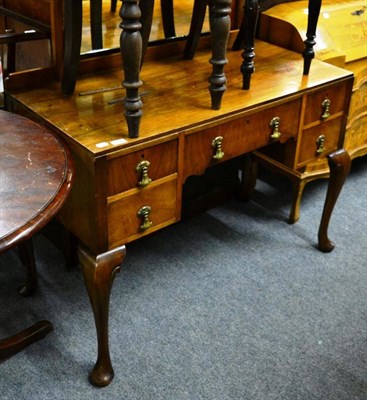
xmin=303 ymin=0 xmax=322 ymax=75
xmin=78 ymin=244 xmax=126 ymax=387
xmin=0 ymin=321 xmax=53 ymax=360
xmin=17 ymin=239 xmax=37 ymax=297
xmin=318 ymin=149 xmax=351 ymax=252
xmin=208 ymin=0 xmax=232 ymax=110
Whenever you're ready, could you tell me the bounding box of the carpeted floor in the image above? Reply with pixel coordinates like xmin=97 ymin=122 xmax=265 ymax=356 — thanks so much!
xmin=0 ymin=157 xmax=366 ymax=400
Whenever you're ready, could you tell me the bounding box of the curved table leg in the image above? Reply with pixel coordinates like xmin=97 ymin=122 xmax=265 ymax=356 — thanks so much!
xmin=18 ymin=239 xmax=37 ymax=297
xmin=289 ymin=179 xmax=307 ymax=224
xmin=0 ymin=320 xmax=53 ymax=360
xmin=78 ymin=244 xmax=126 ymax=387
xmin=318 ymin=149 xmax=351 ymax=252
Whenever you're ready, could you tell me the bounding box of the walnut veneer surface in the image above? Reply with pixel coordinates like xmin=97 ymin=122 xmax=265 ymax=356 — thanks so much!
xmin=258 ymin=0 xmax=367 ymax=160
xmin=6 ymin=39 xmax=353 ymax=386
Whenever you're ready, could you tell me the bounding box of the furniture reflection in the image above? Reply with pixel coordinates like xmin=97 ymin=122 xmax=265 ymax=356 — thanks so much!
xmin=251 ymin=0 xmax=367 ymax=222
xmin=0 ymin=110 xmax=74 ymax=360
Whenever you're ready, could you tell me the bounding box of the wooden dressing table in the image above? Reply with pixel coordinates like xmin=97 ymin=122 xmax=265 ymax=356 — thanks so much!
xmin=4 ymin=31 xmax=353 ymax=385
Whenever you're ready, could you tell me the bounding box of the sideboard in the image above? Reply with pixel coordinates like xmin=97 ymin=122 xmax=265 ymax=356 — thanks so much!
xmin=4 ymin=37 xmax=353 ymax=386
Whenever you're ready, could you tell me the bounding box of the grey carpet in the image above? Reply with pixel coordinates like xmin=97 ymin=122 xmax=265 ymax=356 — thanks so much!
xmin=0 ymin=157 xmax=366 ymax=400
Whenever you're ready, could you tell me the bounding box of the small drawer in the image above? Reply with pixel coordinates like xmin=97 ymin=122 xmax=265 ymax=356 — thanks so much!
xmin=297 ymin=118 xmax=342 ymax=168
xmin=107 ymin=139 xmax=178 ymax=195
xmin=184 ymin=99 xmax=301 ymax=179
xmin=107 ymin=179 xmax=178 ymax=246
xmin=304 ymin=82 xmax=348 ymax=125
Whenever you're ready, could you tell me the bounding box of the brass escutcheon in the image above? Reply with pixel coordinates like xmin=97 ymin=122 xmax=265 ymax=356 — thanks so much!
xmin=136 ymin=160 xmax=152 ymax=187
xmin=137 ymin=206 xmax=153 ymax=231
xmin=316 ymin=134 xmax=326 ymax=154
xmin=321 ymin=98 xmax=331 ymax=120
xmin=212 ymin=136 xmax=224 ymax=160
xmin=270 ymin=116 xmax=281 ymax=140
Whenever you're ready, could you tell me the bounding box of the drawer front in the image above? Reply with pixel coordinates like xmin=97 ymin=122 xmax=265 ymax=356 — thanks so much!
xmin=107 ymin=179 xmax=177 ymax=246
xmin=297 ymin=118 xmax=342 ymax=167
xmin=184 ymin=99 xmax=301 ymax=178
xmin=304 ymin=82 xmax=348 ymax=125
xmin=107 ymin=140 xmax=178 ymax=195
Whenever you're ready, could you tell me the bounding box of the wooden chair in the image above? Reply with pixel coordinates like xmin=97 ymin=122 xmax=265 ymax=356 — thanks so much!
xmin=184 ymin=0 xmax=321 ymax=89
xmin=62 ymin=0 xmax=176 ymax=94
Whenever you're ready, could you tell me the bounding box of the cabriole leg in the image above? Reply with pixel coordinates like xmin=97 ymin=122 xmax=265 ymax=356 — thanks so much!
xmin=318 ymin=149 xmax=351 ymax=252
xmin=78 ymin=244 xmax=126 ymax=386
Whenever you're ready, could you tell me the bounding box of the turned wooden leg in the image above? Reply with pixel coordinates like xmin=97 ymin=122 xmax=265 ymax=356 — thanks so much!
xmin=78 ymin=244 xmax=126 ymax=387
xmin=17 ymin=239 xmax=37 ymax=297
xmin=239 ymin=0 xmax=260 ymax=90
xmin=303 ymin=0 xmax=321 ymax=75
xmin=208 ymin=0 xmax=232 ymax=110
xmin=120 ymin=0 xmax=144 ymax=138
xmin=318 ymin=149 xmax=351 ymax=252
xmin=62 ymin=0 xmax=83 ymax=94
xmin=289 ymin=179 xmax=307 ymax=224
xmin=238 ymin=154 xmax=258 ymax=201
xmin=0 ymin=320 xmax=53 ymax=360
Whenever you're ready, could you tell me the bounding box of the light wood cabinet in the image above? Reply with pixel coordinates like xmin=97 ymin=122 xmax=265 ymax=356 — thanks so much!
xmin=257 ymin=0 xmax=367 ymax=161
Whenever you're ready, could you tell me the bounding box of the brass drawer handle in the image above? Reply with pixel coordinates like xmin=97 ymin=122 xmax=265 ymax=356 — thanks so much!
xmin=321 ymin=98 xmax=331 ymax=120
xmin=137 ymin=206 xmax=153 ymax=231
xmin=316 ymin=134 xmax=326 ymax=154
xmin=136 ymin=160 xmax=152 ymax=187
xmin=270 ymin=116 xmax=281 ymax=140
xmin=212 ymin=136 xmax=224 ymax=160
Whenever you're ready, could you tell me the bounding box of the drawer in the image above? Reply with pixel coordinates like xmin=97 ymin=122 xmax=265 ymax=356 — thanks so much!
xmin=297 ymin=118 xmax=342 ymax=168
xmin=107 ymin=139 xmax=178 ymax=195
xmin=304 ymin=82 xmax=349 ymax=125
xmin=184 ymin=99 xmax=301 ymax=179
xmin=107 ymin=179 xmax=178 ymax=246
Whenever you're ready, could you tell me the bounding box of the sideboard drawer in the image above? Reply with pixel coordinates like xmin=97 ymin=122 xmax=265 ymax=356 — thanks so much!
xmin=107 ymin=139 xmax=178 ymax=195
xmin=184 ymin=99 xmax=301 ymax=178
xmin=304 ymin=82 xmax=348 ymax=125
xmin=297 ymin=118 xmax=342 ymax=168
xmin=107 ymin=179 xmax=178 ymax=246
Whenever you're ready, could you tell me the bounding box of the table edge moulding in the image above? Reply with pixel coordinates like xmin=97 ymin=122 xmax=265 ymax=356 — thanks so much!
xmin=4 ymin=26 xmax=353 ymax=388
xmin=0 ymin=110 xmax=74 ymax=362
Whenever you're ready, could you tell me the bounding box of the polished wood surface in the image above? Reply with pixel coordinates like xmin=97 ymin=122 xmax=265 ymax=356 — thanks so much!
xmin=0 ymin=110 xmax=74 ymax=361
xmin=257 ymin=0 xmax=367 ymax=160
xmin=249 ymin=0 xmax=366 ymax=223
xmin=7 ymin=39 xmax=353 ymax=386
